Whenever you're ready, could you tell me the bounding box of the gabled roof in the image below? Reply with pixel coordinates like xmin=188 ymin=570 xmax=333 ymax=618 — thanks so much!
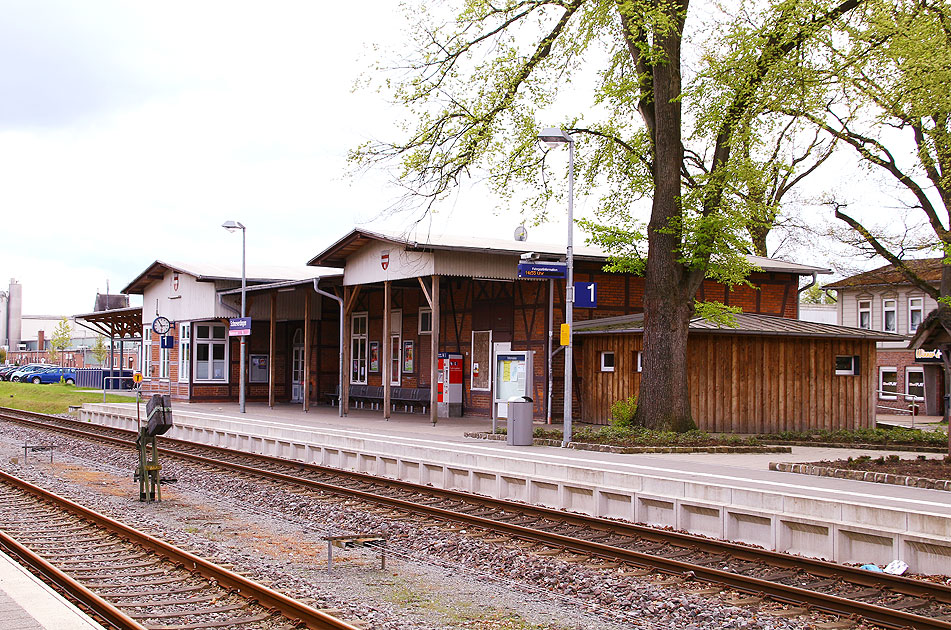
xmin=825 ymin=258 xmax=943 ymax=289
xmin=574 ymin=311 xmax=905 ymax=341
xmin=307 ymin=227 xmax=832 ymax=276
xmin=122 ymin=260 xmax=337 ymax=295
xmin=908 ymin=307 xmax=951 ymax=349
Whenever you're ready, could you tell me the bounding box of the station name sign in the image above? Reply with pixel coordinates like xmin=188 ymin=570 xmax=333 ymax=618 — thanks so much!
xmin=228 ymin=317 xmax=251 ymax=337
xmin=517 ymin=261 xmax=567 ymax=279
xmin=915 ymin=348 xmax=943 ymax=363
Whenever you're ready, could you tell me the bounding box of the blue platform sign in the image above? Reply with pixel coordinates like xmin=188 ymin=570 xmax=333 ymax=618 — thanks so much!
xmin=228 ymin=317 xmax=251 ymax=337
xmin=574 ymin=281 xmax=597 ymax=308
xmin=160 ymin=335 xmax=174 ymax=349
xmin=517 ymin=261 xmax=567 ymax=279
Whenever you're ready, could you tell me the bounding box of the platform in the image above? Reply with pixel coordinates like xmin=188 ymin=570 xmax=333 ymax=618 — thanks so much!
xmin=79 ymin=401 xmax=951 ymax=575
xmin=0 ymin=550 xmax=104 ymax=630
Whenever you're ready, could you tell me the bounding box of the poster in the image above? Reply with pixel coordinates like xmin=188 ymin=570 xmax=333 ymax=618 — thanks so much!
xmin=369 ymin=341 xmax=380 ymax=372
xmin=402 ymin=340 xmax=414 ymax=373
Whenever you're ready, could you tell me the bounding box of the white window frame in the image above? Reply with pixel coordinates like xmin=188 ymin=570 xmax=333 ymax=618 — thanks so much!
xmin=418 ymin=307 xmax=432 ymax=334
xmin=636 ymin=351 xmax=642 ymax=373
xmin=351 ymin=312 xmax=368 ymax=385
xmin=905 ymin=366 xmax=925 ymax=401
xmin=178 ymin=323 xmax=190 ymax=383
xmin=142 ymin=326 xmax=152 ymax=378
xmin=857 ymin=299 xmax=871 ymax=330
xmin=879 ymin=366 xmax=898 ymax=400
xmin=390 ymin=310 xmax=402 ymax=386
xmin=835 ymin=355 xmax=858 ymax=376
xmin=908 ymin=297 xmax=924 ymax=334
xmin=882 ymin=298 xmax=897 ymax=333
xmin=194 ymin=323 xmax=228 ymax=382
xmin=159 ymin=344 xmax=170 ymax=379
xmin=600 ymin=351 xmax=615 ymax=372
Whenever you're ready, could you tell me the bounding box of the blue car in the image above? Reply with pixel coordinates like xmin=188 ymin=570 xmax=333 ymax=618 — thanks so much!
xmin=27 ymin=367 xmax=76 ymax=385
xmin=9 ymin=364 xmax=50 ymax=382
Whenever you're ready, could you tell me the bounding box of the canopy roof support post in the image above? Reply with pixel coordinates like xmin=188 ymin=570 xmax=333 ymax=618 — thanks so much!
xmin=384 ymin=281 xmax=391 ymax=420
xmin=430 ymin=275 xmax=440 ymax=426
xmin=269 ymin=293 xmax=276 ymax=408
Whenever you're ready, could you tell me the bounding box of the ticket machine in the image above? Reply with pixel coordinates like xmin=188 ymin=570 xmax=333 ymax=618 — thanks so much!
xmin=437 ymin=352 xmax=464 ymax=417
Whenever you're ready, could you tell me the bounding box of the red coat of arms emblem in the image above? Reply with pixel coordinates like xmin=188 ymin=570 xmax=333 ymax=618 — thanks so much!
xmin=381 ymin=251 xmax=390 ymax=270
xmin=171 ymin=273 xmax=180 ymax=292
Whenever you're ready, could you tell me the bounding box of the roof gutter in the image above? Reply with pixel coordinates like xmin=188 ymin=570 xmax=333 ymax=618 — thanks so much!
xmin=797 ymin=272 xmax=818 ymax=294
xmin=313 ymin=277 xmax=345 ymax=418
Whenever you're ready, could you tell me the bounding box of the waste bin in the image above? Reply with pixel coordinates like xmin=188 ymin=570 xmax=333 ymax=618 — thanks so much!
xmin=506 ymin=395 xmax=534 ymax=446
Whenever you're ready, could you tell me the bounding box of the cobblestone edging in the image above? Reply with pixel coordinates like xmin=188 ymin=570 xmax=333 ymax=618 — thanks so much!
xmin=763 ymin=440 xmax=947 ymax=453
xmin=464 ymin=432 xmax=791 ymax=454
xmin=769 ymin=461 xmax=951 ymax=492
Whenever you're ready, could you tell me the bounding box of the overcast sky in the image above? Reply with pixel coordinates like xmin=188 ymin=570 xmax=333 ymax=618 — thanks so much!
xmin=0 ymin=1 xmax=909 ymax=315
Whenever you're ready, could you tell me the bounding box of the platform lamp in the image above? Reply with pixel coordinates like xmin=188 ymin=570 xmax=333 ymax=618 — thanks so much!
xmin=537 ymin=127 xmax=575 ymax=447
xmin=222 ymin=220 xmax=247 ymax=414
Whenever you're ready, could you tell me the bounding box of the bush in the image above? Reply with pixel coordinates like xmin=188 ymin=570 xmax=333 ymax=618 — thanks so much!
xmin=609 ymin=396 xmax=638 ymax=427
xmin=763 ymin=427 xmax=947 ymax=446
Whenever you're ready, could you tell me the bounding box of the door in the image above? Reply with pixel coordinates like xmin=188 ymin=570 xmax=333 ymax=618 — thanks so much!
xmin=291 ymin=328 xmax=304 ymax=402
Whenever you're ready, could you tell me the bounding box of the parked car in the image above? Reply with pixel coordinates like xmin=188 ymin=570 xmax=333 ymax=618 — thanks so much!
xmin=0 ymin=365 xmax=21 ymax=381
xmin=9 ymin=364 xmax=50 ymax=382
xmin=27 ymin=367 xmax=76 ymax=385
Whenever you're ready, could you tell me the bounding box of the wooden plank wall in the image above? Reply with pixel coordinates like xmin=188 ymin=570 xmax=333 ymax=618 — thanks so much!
xmin=580 ymin=333 xmax=876 ymax=433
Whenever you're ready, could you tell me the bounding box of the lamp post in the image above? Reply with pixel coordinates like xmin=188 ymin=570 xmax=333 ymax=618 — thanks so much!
xmin=222 ymin=220 xmax=246 ymax=413
xmin=537 ymin=127 xmax=574 ymax=447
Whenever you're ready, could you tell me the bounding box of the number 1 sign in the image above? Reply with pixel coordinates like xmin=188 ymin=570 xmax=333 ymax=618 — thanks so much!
xmin=573 ymin=282 xmax=597 ymax=308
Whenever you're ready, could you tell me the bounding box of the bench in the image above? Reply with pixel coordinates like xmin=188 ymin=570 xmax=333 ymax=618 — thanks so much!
xmin=328 ymin=385 xmax=430 ymax=414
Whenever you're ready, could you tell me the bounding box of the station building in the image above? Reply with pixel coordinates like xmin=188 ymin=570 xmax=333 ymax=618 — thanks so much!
xmin=107 ymin=228 xmax=907 ymax=432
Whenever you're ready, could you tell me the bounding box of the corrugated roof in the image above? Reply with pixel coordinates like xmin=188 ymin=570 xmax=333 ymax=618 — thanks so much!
xmin=308 ymin=228 xmax=832 ymax=276
xmin=122 ymin=260 xmax=339 ymax=294
xmin=574 ymin=311 xmax=905 ymax=341
xmin=825 ymin=258 xmax=944 ymax=289
xmin=217 ymin=274 xmax=342 ymax=296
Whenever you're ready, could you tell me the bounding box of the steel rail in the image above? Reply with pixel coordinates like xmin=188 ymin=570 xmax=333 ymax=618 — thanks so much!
xmin=0 ymin=468 xmax=363 ymax=630
xmin=4 ymin=408 xmax=951 ymax=629
xmin=0 ymin=529 xmax=146 ymax=630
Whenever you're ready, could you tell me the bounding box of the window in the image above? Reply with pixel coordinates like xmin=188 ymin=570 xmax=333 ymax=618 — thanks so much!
xmin=636 ymin=351 xmax=643 ymax=373
xmin=883 ymin=298 xmax=897 ymax=332
xmin=879 ymin=367 xmax=898 ymax=399
xmin=906 ymin=367 xmax=925 ymax=401
xmin=142 ymin=326 xmax=152 ymax=377
xmin=909 ymin=297 xmax=924 ymax=333
xmin=600 ymin=351 xmax=615 ymax=372
xmin=858 ymin=300 xmax=871 ymax=330
xmin=178 ymin=323 xmax=190 ymax=382
xmin=159 ymin=344 xmax=170 ymax=379
xmin=835 ymin=355 xmax=860 ymax=375
xmin=391 ymin=310 xmax=402 ymax=385
xmin=350 ymin=312 xmax=368 ymax=384
xmin=418 ymin=308 xmax=432 ymax=334
xmin=195 ymin=323 xmax=227 ymax=381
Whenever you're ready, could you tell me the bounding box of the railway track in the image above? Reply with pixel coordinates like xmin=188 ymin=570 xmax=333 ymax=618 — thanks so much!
xmin=3 ymin=406 xmax=951 ymax=630
xmin=0 ymin=466 xmax=363 ymax=629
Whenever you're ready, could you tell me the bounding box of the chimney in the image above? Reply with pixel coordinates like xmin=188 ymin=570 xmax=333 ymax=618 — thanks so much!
xmin=37 ymin=330 xmax=45 ymax=352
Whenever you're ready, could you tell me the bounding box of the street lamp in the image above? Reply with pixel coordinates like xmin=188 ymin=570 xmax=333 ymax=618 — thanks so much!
xmin=537 ymin=127 xmax=575 ymax=447
xmin=222 ymin=220 xmax=247 ymax=413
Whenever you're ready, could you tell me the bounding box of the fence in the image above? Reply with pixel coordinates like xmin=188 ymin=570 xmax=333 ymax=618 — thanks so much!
xmin=76 ymin=368 xmax=133 ymax=390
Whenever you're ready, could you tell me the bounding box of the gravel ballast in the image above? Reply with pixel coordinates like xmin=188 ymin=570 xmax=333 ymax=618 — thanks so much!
xmin=0 ymin=419 xmax=862 ymax=630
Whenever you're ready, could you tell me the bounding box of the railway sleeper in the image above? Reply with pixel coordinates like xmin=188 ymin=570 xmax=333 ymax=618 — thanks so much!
xmin=128 ymin=603 xmax=248 ymax=620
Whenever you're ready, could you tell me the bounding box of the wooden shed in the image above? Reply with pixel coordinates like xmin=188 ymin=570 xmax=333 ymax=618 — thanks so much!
xmin=574 ymin=312 xmax=904 ymax=433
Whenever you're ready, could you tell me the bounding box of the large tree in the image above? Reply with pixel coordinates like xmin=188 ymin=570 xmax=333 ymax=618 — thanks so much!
xmin=354 ymin=0 xmax=860 ymax=431
xmin=795 ymin=0 xmax=950 ymax=450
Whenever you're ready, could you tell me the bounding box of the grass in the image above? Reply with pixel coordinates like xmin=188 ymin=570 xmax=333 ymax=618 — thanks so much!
xmin=0 ymin=382 xmax=130 ymax=414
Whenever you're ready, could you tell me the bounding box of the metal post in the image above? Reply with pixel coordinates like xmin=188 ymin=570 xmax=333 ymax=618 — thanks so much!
xmin=239 ymin=226 xmax=246 ymax=413
xmin=547 ymin=279 xmax=553 ymax=425
xmin=563 ymin=139 xmax=574 ymax=447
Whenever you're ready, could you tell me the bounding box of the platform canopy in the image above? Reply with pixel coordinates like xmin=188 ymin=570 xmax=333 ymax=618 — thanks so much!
xmin=73 ymin=306 xmax=143 ymax=339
